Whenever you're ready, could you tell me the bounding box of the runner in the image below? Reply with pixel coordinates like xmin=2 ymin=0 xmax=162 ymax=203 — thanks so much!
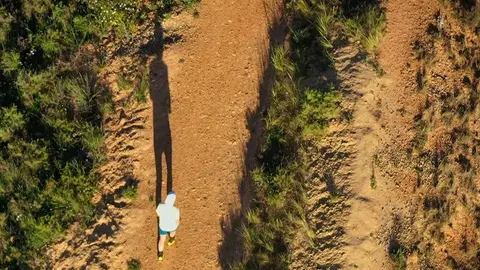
xmin=156 ymin=191 xmax=180 ymax=261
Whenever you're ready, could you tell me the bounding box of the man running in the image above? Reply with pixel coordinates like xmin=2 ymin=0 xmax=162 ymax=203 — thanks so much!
xmin=156 ymin=191 xmax=180 ymax=261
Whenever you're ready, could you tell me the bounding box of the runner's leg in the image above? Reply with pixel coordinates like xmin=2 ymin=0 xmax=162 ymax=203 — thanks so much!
xmin=158 ymin=234 xmax=167 ymax=252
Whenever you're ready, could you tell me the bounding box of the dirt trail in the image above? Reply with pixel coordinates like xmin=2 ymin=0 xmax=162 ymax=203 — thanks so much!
xmin=47 ymin=0 xmax=282 ymax=269
xmin=377 ymin=0 xmax=440 ymax=152
xmin=122 ymin=0 xmax=275 ymax=267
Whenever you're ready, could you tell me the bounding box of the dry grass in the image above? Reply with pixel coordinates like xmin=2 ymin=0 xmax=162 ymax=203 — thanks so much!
xmin=398 ymin=3 xmax=480 ymax=268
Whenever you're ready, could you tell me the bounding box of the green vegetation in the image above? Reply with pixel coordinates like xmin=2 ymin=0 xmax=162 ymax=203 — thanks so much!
xmin=343 ymin=5 xmax=386 ymax=52
xmin=237 ymin=43 xmax=334 ymax=268
xmin=234 ymin=0 xmax=386 ymax=269
xmin=135 ymin=67 xmax=150 ymax=104
xmin=390 ymin=248 xmax=407 ymax=270
xmin=292 ymin=0 xmax=386 ymax=60
xmin=300 ymin=85 xmax=342 ymax=137
xmin=0 ymin=0 xmax=197 ymax=268
xmin=127 ymin=258 xmax=142 ymax=270
xmin=122 ymin=185 xmax=138 ymax=200
xmin=370 ymin=162 xmax=377 ymax=190
xmin=118 ymin=73 xmax=134 ymax=90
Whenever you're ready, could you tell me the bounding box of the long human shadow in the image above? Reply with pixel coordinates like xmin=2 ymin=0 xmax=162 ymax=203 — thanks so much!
xmin=217 ymin=1 xmax=288 ymax=268
xmin=145 ymin=20 xmax=174 ymax=206
xmin=139 ymin=16 xmax=174 ymax=249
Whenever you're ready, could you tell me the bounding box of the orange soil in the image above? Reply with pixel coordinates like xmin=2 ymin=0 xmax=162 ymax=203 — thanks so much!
xmin=118 ymin=0 xmax=279 ymax=268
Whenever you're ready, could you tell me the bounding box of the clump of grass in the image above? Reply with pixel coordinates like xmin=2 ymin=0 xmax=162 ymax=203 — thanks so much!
xmin=148 ymin=194 xmax=155 ymax=204
xmin=390 ymin=248 xmax=407 ymax=270
xmin=312 ymin=2 xmax=336 ymax=50
xmin=122 ymin=185 xmax=138 ymax=200
xmin=272 ymin=46 xmax=296 ymax=79
xmin=118 ymin=73 xmax=133 ymax=90
xmin=127 ymin=258 xmax=141 ymax=270
xmin=135 ymin=68 xmax=149 ymax=103
xmin=370 ymin=161 xmax=377 ymax=190
xmin=293 ymin=0 xmax=337 ymax=62
xmin=413 ymin=118 xmax=428 ymax=151
xmin=300 ymin=85 xmax=342 ymax=137
xmin=343 ymin=5 xmax=386 ymax=52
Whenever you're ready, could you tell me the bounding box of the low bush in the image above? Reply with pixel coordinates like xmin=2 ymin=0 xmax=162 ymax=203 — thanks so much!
xmin=127 ymin=258 xmax=142 ymax=270
xmin=0 ymin=0 xmax=196 ymax=267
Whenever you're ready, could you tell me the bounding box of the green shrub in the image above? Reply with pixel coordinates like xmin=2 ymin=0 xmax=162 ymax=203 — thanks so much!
xmin=300 ymin=85 xmax=342 ymax=137
xmin=0 ymin=7 xmax=12 ymax=44
xmin=391 ymin=248 xmax=407 ymax=270
xmin=1 ymin=51 xmax=21 ymax=74
xmin=0 ymin=106 xmax=25 ymax=142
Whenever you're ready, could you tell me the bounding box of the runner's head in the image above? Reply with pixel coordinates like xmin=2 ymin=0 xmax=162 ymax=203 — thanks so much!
xmin=165 ymin=191 xmax=176 ymax=206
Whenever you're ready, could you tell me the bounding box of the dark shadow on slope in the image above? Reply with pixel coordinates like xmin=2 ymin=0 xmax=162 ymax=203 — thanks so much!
xmin=217 ymin=1 xmax=289 ymax=268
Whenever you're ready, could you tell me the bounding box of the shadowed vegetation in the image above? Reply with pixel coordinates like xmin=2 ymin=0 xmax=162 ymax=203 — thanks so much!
xmin=127 ymin=258 xmax=142 ymax=270
xmin=0 ymin=0 xmax=198 ymax=268
xmin=231 ymin=0 xmax=385 ymax=269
